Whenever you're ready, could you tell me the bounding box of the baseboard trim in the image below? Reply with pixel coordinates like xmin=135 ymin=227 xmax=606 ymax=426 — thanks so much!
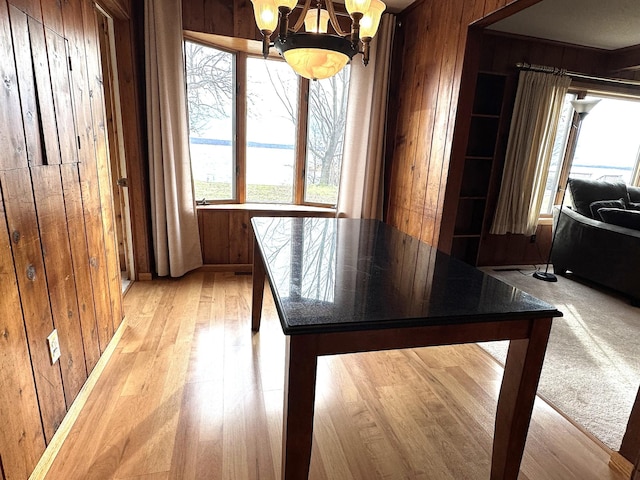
xmin=609 ymin=451 xmax=634 ymax=479
xmin=28 ymin=318 xmax=128 ymax=480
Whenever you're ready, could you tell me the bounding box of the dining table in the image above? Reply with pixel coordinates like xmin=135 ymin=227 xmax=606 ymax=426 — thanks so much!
xmin=250 ymin=216 xmax=562 ymax=479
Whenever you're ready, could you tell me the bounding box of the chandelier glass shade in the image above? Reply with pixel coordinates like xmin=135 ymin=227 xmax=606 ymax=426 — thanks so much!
xmin=250 ymin=0 xmax=386 ymax=80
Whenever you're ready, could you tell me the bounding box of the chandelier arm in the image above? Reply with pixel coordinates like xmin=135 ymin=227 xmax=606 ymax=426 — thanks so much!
xmin=324 ymin=0 xmax=349 ymax=36
xmin=291 ymin=0 xmax=312 ymax=32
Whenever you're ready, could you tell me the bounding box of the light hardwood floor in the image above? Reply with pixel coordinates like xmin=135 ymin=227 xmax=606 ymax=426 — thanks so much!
xmin=43 ymin=271 xmax=626 ymax=479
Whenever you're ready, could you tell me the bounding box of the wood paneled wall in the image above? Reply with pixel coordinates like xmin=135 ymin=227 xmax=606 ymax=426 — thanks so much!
xmin=111 ymin=3 xmax=152 ymax=279
xmin=183 ymin=0 xmax=259 ymax=39
xmin=198 ymin=207 xmax=336 ymax=267
xmin=385 ymin=0 xmax=515 ymax=248
xmin=0 ymin=0 xmax=127 ymax=477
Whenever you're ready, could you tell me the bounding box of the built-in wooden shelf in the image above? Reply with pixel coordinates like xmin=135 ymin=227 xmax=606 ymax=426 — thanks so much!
xmin=450 ymin=72 xmax=508 ymax=265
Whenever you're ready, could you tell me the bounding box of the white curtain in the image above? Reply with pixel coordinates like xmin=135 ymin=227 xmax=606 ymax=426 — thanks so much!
xmin=336 ymin=14 xmax=395 ymax=220
xmin=490 ymin=70 xmax=571 ymax=235
xmin=145 ymin=0 xmax=203 ymax=277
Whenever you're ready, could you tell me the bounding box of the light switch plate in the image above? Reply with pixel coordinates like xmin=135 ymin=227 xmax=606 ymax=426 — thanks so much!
xmin=47 ymin=329 xmax=61 ymax=364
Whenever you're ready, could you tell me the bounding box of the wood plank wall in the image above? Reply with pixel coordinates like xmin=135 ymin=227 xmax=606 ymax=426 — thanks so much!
xmin=198 ymin=207 xmax=336 ymax=267
xmin=0 ymin=0 xmax=130 ymax=477
xmin=111 ymin=1 xmax=153 ymax=279
xmin=183 ymin=0 xmax=261 ymax=40
xmin=385 ymin=0 xmax=513 ymax=248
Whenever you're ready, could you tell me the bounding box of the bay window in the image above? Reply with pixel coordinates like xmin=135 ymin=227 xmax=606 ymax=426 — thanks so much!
xmin=184 ymin=39 xmax=350 ymax=207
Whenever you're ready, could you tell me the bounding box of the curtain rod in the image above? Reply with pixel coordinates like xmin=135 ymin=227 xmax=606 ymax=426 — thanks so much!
xmin=516 ymin=62 xmax=640 ymax=88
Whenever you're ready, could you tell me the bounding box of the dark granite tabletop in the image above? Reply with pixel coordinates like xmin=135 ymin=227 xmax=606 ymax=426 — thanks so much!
xmin=252 ymin=217 xmax=562 ymax=335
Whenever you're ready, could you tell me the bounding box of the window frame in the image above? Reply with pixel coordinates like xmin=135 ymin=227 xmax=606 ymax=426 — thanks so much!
xmin=184 ymin=35 xmax=344 ymax=208
xmin=539 ymin=87 xmax=640 ymax=219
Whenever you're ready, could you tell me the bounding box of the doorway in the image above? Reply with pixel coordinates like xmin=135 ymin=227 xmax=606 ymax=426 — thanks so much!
xmin=96 ymin=6 xmax=135 ymax=293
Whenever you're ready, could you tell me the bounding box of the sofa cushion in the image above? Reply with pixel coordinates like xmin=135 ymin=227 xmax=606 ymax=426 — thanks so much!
xmin=598 ymin=208 xmax=640 ymax=231
xmin=568 ymin=178 xmax=629 ymax=218
xmin=628 ymin=185 xmax=640 ymax=203
xmin=590 ymin=199 xmax=626 ymax=219
xmin=628 ymin=202 xmax=640 ymax=211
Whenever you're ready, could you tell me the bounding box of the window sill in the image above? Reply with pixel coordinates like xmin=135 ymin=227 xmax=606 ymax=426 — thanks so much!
xmin=538 ymin=217 xmax=553 ymax=226
xmin=196 ymin=203 xmax=336 ymax=215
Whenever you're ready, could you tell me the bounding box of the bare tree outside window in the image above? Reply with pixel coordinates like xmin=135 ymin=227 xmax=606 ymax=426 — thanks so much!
xmin=305 ymin=69 xmax=350 ymax=204
xmin=184 ymin=42 xmax=233 ymax=136
xmin=184 ymin=41 xmax=234 ymax=200
xmin=184 ymin=39 xmax=350 ymax=206
xmin=246 ymin=57 xmax=298 ymax=203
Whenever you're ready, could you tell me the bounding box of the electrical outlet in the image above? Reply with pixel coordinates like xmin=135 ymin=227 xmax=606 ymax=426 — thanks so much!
xmin=47 ymin=329 xmax=61 ymax=364
xmin=530 ymin=234 xmax=537 ymax=243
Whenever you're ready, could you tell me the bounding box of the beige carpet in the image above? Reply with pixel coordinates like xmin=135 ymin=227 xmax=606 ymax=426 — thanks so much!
xmin=479 ymin=265 xmax=640 ymax=450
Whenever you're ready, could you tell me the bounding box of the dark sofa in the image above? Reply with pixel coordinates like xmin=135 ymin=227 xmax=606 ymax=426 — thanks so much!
xmin=551 ymin=178 xmax=640 ymax=306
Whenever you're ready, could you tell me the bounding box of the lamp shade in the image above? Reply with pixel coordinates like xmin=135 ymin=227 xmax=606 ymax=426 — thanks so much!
xmin=345 ymin=0 xmax=371 ymax=15
xmin=360 ymin=0 xmax=386 ymax=38
xmin=250 ymin=0 xmax=278 ymax=32
xmin=283 ymin=48 xmax=350 ymax=80
xmin=275 ymin=33 xmax=356 ymax=80
xmin=304 ymin=8 xmax=330 ymax=33
xmin=570 ymin=98 xmax=601 ymax=115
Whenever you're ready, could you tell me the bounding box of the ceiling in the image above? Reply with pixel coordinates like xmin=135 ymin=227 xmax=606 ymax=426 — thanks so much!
xmin=383 ymin=0 xmax=640 ymax=50
xmin=380 ymin=0 xmax=413 ymax=14
xmin=486 ymin=0 xmax=640 ymax=50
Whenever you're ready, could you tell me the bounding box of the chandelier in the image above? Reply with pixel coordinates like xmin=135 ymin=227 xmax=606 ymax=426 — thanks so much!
xmin=250 ymin=0 xmax=386 ymax=80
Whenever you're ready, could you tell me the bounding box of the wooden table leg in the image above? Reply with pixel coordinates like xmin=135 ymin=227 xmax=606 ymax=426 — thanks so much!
xmin=491 ymin=317 xmax=553 ymax=479
xmin=282 ymin=335 xmax=318 ymax=480
xmin=252 ymin=240 xmax=266 ymax=331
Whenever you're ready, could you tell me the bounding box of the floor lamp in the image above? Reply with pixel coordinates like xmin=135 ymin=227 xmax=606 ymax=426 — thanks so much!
xmin=533 ymin=97 xmax=601 ymax=282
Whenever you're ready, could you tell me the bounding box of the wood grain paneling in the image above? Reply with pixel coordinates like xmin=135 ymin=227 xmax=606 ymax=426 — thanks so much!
xmin=183 ymin=0 xmax=263 ymax=41
xmin=78 ymin=160 xmax=116 ymax=352
xmin=61 ymin=0 xmax=93 ymax=166
xmin=0 ymin=191 xmax=46 ymax=480
xmin=39 ymin=0 xmax=63 ymax=32
xmin=10 ymin=6 xmax=44 ymax=167
xmin=45 ymin=27 xmax=78 ymax=164
xmin=6 ymin=0 xmax=41 ymax=20
xmin=60 ymin=163 xmax=101 ymax=373
xmin=229 ymin=210 xmax=251 ymax=264
xmin=0 ymin=0 xmax=126 ymax=474
xmin=0 ymin=168 xmax=67 ymax=443
xmin=111 ymin=13 xmax=152 ymax=278
xmin=83 ymin=0 xmax=124 ymax=332
xmin=199 ymin=210 xmax=231 ymax=264
xmin=387 ymin=0 xmax=520 ymax=248
xmin=62 ymin=0 xmax=117 ymax=353
xmin=609 ymin=45 xmax=640 ymax=72
xmin=0 ymin=3 xmax=28 ymax=171
xmin=99 ymin=0 xmax=130 ymax=19
xmin=29 ymin=16 xmax=62 ymax=166
xmin=31 ymin=166 xmax=88 ymax=406
xmin=198 ymin=207 xmax=336 ymax=267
